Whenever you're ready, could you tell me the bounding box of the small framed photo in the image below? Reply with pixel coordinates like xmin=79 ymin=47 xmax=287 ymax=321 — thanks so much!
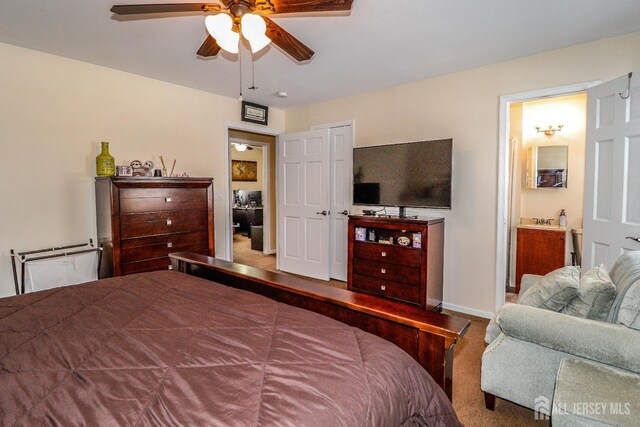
xmin=116 ymin=165 xmax=132 ymax=176
xmin=412 ymin=232 xmax=422 ymax=248
xmin=241 ymin=101 xmax=269 ymax=125
xmin=355 ymin=227 xmax=366 ymax=241
xmin=378 ymin=237 xmax=393 ymax=245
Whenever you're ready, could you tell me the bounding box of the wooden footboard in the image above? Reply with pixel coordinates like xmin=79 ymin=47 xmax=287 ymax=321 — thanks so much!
xmin=169 ymin=252 xmax=470 ymax=401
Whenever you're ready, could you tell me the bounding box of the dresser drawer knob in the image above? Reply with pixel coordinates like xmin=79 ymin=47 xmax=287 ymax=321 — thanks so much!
xmin=167 ymin=242 xmax=173 ymax=248
xmin=381 ymin=268 xmax=386 ymax=274
xmin=381 ymin=251 xmax=387 ymax=257
xmin=165 ymin=197 xmax=172 ymax=203
xmin=166 ymin=219 xmax=172 ymax=225
xmin=168 ymin=265 xmax=174 ymax=270
xmin=381 ymin=285 xmax=386 ymax=291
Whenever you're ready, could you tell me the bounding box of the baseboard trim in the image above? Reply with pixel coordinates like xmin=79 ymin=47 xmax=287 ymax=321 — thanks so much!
xmin=263 ymin=249 xmax=277 ymax=255
xmin=442 ymin=302 xmax=494 ymax=319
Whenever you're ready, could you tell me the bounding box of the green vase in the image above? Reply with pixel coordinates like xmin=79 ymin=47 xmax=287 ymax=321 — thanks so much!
xmin=96 ymin=141 xmax=115 ymax=176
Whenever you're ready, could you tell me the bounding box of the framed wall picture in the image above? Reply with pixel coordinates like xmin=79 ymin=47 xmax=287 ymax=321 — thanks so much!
xmin=241 ymin=101 xmax=268 ymax=125
xmin=232 ymin=160 xmax=258 ymax=182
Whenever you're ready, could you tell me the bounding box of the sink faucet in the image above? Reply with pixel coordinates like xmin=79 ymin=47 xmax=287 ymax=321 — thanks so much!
xmin=535 ymin=218 xmax=552 ymax=225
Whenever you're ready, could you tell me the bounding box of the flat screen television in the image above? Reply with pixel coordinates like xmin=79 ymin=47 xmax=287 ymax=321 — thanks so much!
xmin=353 ymin=139 xmax=452 ymax=214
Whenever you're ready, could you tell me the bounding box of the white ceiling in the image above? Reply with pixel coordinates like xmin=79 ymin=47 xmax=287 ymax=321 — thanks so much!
xmin=1 ymin=1 xmax=639 ymax=109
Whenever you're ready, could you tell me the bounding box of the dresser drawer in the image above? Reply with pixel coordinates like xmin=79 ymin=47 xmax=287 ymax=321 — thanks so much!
xmin=122 ymin=257 xmax=177 ymax=275
xmin=353 ymin=259 xmax=420 ymax=284
xmin=121 ymin=231 xmax=208 ymax=263
xmin=120 ymin=188 xmax=207 ymax=213
xmin=352 ymin=273 xmax=420 ymax=304
xmin=353 ymin=242 xmax=421 ymax=267
xmin=120 ymin=210 xmax=208 ymax=238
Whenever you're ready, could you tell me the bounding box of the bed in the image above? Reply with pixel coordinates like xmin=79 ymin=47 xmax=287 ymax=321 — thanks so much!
xmin=1 ymin=263 xmax=464 ymax=426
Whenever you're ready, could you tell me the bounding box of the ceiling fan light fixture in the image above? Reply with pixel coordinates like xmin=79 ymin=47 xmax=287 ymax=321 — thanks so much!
xmin=205 ymin=14 xmax=239 ymax=54
xmin=240 ymin=13 xmax=271 ymax=53
xmin=233 ymin=143 xmax=249 ymax=152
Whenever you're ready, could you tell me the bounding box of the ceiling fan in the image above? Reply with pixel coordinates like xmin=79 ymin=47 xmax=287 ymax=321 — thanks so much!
xmin=110 ymin=1 xmax=354 ymax=62
xmin=232 ymin=142 xmax=254 ymax=151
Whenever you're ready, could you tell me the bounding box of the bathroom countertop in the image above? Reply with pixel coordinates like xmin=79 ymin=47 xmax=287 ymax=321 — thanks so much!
xmin=518 ymin=224 xmax=567 ymax=233
xmin=517 ymin=223 xmax=566 ymax=232
xmin=517 ymin=217 xmax=566 ymax=231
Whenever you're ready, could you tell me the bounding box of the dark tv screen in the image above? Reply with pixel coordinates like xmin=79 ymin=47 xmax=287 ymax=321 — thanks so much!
xmin=353 ymin=139 xmax=452 ymax=209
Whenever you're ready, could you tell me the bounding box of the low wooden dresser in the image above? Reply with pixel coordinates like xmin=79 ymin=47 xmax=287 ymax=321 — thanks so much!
xmin=347 ymin=215 xmax=444 ymax=311
xmin=95 ymin=177 xmax=214 ymax=277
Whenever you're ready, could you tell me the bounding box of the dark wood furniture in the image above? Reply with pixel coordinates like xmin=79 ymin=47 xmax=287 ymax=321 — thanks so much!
xmin=95 ymin=177 xmax=214 ymax=277
xmin=515 ymin=225 xmax=566 ymax=292
xmin=169 ymin=252 xmax=470 ymax=401
xmin=232 ymin=207 xmax=263 ymax=237
xmin=347 ymin=215 xmax=444 ymax=311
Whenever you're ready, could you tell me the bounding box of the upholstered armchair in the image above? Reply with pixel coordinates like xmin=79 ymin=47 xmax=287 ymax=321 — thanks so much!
xmin=481 ymin=251 xmax=640 ymax=425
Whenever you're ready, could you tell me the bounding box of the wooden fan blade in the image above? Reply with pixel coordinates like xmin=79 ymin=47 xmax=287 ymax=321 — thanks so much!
xmin=110 ymin=3 xmax=221 ymax=15
xmin=262 ymin=0 xmax=353 ymax=15
xmin=264 ymin=17 xmax=314 ymax=62
xmin=197 ymin=35 xmax=222 ymax=57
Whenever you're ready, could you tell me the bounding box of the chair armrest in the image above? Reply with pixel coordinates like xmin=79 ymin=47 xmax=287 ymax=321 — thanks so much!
xmin=497 ymin=303 xmax=640 ymax=373
xmin=517 ymin=274 xmax=542 ymax=301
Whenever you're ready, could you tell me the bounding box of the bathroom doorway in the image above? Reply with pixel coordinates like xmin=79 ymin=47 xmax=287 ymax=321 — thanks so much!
xmin=495 ymin=82 xmax=597 ymax=310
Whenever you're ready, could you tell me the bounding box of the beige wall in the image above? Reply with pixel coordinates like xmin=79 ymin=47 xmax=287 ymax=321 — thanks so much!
xmin=520 ymin=93 xmax=587 ymax=265
xmin=285 ymin=32 xmax=640 ymax=316
xmin=0 ymin=42 xmax=284 ymax=297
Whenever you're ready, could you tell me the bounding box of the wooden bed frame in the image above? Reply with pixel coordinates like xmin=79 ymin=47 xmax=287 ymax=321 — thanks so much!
xmin=169 ymin=252 xmax=470 ymax=401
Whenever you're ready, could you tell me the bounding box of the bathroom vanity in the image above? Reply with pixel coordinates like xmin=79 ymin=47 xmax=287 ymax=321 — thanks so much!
xmin=515 ymin=223 xmax=566 ymax=293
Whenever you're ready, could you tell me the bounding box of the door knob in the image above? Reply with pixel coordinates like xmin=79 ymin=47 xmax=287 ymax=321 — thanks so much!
xmin=626 ymin=236 xmax=640 ymax=243
xmin=316 ymin=210 xmax=329 ymax=216
xmin=338 ymin=210 xmax=349 ymax=215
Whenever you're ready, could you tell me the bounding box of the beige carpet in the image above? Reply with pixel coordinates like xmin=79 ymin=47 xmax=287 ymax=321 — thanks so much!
xmin=232 ymin=234 xmax=347 ymax=289
xmin=446 ymin=310 xmax=549 ymax=426
xmin=233 ymin=234 xmax=545 ymax=426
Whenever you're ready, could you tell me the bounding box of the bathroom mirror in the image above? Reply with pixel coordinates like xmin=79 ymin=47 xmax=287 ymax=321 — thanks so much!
xmin=526 ymin=145 xmax=568 ymax=189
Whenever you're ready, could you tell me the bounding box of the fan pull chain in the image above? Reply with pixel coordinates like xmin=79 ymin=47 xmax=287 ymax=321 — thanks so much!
xmin=238 ymin=48 xmax=243 ymax=101
xmin=249 ymin=51 xmax=258 ymax=91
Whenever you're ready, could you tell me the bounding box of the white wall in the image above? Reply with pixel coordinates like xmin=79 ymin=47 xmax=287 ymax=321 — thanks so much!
xmin=285 ymin=32 xmax=640 ymax=317
xmin=508 ymin=103 xmax=523 ymax=289
xmin=0 ymin=42 xmax=284 ymax=297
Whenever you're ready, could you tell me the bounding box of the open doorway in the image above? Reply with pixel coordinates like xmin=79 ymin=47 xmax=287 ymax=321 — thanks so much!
xmin=227 ymin=128 xmax=277 ymax=270
xmin=505 ymin=93 xmax=587 ymax=302
xmin=495 ymin=81 xmax=599 ymax=312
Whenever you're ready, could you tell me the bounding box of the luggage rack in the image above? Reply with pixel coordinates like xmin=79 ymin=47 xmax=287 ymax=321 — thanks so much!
xmin=10 ymin=239 xmax=102 ymax=295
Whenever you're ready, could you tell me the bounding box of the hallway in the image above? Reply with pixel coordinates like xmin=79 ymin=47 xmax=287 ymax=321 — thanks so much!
xmin=232 ymin=234 xmax=347 ymax=289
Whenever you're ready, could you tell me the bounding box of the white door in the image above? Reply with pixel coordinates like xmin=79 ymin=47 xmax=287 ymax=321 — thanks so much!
xmin=584 ymin=71 xmax=640 ymax=269
xmin=277 ymin=129 xmax=331 ymax=279
xmin=328 ymin=125 xmax=353 ymax=281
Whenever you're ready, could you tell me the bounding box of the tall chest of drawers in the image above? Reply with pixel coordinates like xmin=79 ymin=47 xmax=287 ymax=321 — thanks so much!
xmin=347 ymin=215 xmax=444 ymax=311
xmin=95 ymin=177 xmax=215 ymax=277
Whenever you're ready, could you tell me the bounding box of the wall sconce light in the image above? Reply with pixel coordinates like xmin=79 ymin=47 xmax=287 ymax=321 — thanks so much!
xmin=536 ymin=125 xmax=564 ymax=136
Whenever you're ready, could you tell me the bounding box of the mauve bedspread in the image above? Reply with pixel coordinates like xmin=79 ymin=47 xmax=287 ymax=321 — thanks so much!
xmin=1 ymin=271 xmax=461 ymax=426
